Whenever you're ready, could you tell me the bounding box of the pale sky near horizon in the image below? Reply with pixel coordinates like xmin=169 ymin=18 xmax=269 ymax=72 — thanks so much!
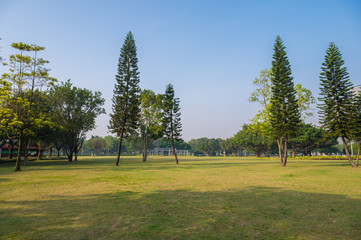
xmin=1 ymin=0 xmax=361 ymax=141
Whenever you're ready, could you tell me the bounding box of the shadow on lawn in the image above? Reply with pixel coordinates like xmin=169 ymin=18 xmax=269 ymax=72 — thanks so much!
xmin=1 ymin=186 xmax=360 ymax=239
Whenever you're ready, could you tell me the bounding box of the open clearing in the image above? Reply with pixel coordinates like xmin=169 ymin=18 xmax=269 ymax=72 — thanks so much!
xmin=1 ymin=156 xmax=361 ymax=239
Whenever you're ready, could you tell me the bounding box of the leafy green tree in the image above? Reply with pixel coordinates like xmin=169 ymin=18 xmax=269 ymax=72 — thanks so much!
xmin=249 ymin=69 xmax=272 ymax=110
xmin=232 ymin=124 xmax=272 ymax=157
xmin=290 ymin=123 xmax=337 ymax=156
xmin=109 ymin=31 xmax=141 ymax=166
xmin=294 ymin=84 xmax=316 ymax=120
xmin=318 ymin=42 xmax=357 ymax=168
xmin=87 ymin=136 xmax=107 ymax=156
xmin=1 ymin=42 xmax=56 ymax=170
xmin=269 ymin=36 xmax=300 ymax=166
xmin=162 ymin=84 xmax=182 ymax=164
xmin=249 ymin=69 xmax=314 ymax=139
xmin=49 ymin=80 xmax=105 ymax=162
xmin=104 ymin=135 xmax=119 ymax=155
xmin=136 ymin=89 xmax=163 ymax=161
xmin=220 ymin=138 xmax=241 ymax=156
xmin=188 ymin=138 xmax=221 ymax=156
xmin=158 ymin=139 xmax=191 ymax=150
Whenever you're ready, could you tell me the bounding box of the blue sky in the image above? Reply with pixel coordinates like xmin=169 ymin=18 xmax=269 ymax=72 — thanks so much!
xmin=1 ymin=0 xmax=361 ymax=140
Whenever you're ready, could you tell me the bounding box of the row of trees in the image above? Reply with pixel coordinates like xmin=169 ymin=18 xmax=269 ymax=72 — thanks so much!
xmin=0 ymin=42 xmax=105 ymax=171
xmin=245 ymin=36 xmax=361 ymax=167
xmin=109 ymin=32 xmax=182 ymax=165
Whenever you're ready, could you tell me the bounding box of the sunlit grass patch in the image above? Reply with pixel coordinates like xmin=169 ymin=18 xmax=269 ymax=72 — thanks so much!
xmin=0 ymin=156 xmax=360 ymax=239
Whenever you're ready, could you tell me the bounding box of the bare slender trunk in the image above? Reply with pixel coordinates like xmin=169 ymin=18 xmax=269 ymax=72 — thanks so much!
xmin=340 ymin=137 xmax=357 ymax=168
xmin=277 ymin=138 xmax=283 ymax=164
xmin=49 ymin=147 xmax=53 ymax=157
xmin=23 ymin=145 xmax=29 ymax=166
xmin=356 ymin=140 xmax=360 ymax=167
xmin=143 ymin=141 xmax=148 ymax=162
xmin=57 ymin=148 xmax=60 ymax=158
xmin=74 ymin=151 xmax=78 ymax=161
xmin=14 ymin=136 xmax=22 ymax=171
xmin=281 ymin=136 xmax=288 ymax=167
xmin=292 ymin=143 xmax=295 ymax=158
xmin=37 ymin=144 xmax=42 ymax=160
xmin=116 ymin=130 xmax=124 ymax=166
xmin=9 ymin=144 xmax=14 ymax=159
xmin=171 ymin=133 xmax=179 ymax=165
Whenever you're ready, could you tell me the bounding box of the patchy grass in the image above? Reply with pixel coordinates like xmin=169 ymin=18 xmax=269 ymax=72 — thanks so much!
xmin=0 ymin=156 xmax=360 ymax=239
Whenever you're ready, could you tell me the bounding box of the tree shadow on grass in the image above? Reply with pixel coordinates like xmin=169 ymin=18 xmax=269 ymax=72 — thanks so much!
xmin=1 ymin=186 xmax=360 ymax=240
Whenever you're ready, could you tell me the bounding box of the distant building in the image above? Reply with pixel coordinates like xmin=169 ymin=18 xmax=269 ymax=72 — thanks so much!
xmin=0 ymin=144 xmax=39 ymax=158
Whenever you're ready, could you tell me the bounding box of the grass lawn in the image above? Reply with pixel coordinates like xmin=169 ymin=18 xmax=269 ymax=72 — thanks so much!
xmin=0 ymin=156 xmax=361 ymax=239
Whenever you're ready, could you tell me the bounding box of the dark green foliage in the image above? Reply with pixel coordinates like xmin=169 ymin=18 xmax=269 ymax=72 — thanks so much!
xmin=318 ymin=43 xmax=354 ymax=138
xmin=158 ymin=139 xmax=191 ymax=150
xmin=231 ymin=124 xmax=272 ymax=157
xmin=270 ymin=36 xmax=300 ymax=140
xmin=162 ymin=84 xmax=182 ymax=163
xmin=269 ymin=36 xmax=300 ymax=166
xmin=221 ymin=138 xmax=242 ymax=156
xmin=137 ymin=89 xmax=164 ymax=161
xmin=188 ymin=138 xmax=221 ymax=156
xmin=109 ymin=31 xmax=141 ymax=165
xmin=289 ymin=123 xmax=337 ymax=156
xmin=351 ymin=90 xmax=361 ymax=166
xmin=49 ymin=80 xmax=105 ymax=162
xmin=318 ymin=42 xmax=357 ymax=167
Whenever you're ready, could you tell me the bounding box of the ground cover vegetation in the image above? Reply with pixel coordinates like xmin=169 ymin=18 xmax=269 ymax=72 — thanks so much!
xmin=0 ymin=156 xmax=360 ymax=239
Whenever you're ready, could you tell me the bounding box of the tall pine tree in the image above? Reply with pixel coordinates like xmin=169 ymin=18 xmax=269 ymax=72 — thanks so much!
xmin=109 ymin=32 xmax=140 ymax=166
xmin=269 ymin=36 xmax=300 ymax=167
xmin=162 ymin=84 xmax=182 ymax=164
xmin=352 ymin=91 xmax=361 ymax=167
xmin=318 ymin=42 xmax=357 ymax=168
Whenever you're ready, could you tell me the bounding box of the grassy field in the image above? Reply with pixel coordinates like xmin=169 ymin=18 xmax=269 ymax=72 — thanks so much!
xmin=0 ymin=156 xmax=361 ymax=240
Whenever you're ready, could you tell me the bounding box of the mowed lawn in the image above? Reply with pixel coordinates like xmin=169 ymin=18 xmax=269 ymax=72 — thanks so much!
xmin=1 ymin=156 xmax=361 ymax=240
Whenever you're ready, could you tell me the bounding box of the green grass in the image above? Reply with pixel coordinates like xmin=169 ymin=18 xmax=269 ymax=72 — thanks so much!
xmin=1 ymin=156 xmax=361 ymax=239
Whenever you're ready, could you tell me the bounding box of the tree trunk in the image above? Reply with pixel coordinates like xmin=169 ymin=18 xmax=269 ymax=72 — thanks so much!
xmin=37 ymin=144 xmax=42 ymax=160
xmin=9 ymin=144 xmax=14 ymax=159
xmin=171 ymin=133 xmax=179 ymax=165
xmin=74 ymin=151 xmax=78 ymax=161
xmin=143 ymin=141 xmax=148 ymax=162
xmin=277 ymin=138 xmax=283 ymax=164
xmin=57 ymin=148 xmax=60 ymax=158
xmin=49 ymin=147 xmax=53 ymax=157
xmin=292 ymin=143 xmax=295 ymax=158
xmin=116 ymin=130 xmax=124 ymax=166
xmin=14 ymin=136 xmax=22 ymax=171
xmin=356 ymin=140 xmax=360 ymax=167
xmin=281 ymin=136 xmax=288 ymax=167
xmin=340 ymin=137 xmax=357 ymax=168
xmin=67 ymin=151 xmax=73 ymax=162
xmin=23 ymin=145 xmax=29 ymax=166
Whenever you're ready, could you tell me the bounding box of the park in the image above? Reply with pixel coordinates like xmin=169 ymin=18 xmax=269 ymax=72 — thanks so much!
xmin=1 ymin=1 xmax=361 ymax=239
xmin=1 ymin=156 xmax=361 ymax=239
